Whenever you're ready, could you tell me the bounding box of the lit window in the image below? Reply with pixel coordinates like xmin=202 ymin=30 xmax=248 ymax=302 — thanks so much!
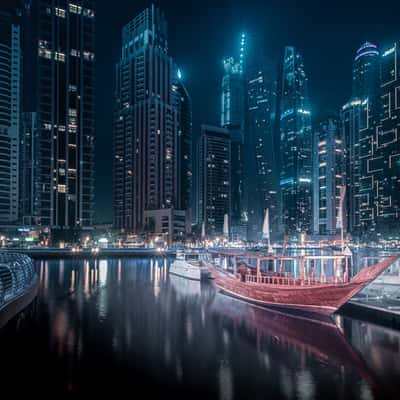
xmin=55 ymin=7 xmax=66 ymax=18
xmin=69 ymin=3 xmax=82 ymax=14
xmin=55 ymin=52 xmax=65 ymax=62
xmin=71 ymin=49 xmax=81 ymax=57
xmin=57 ymin=184 xmax=66 ymax=193
xmin=38 ymin=48 xmax=52 ymax=59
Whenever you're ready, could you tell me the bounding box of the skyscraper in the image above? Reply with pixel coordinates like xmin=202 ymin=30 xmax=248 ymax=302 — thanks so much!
xmin=0 ymin=11 xmax=21 ymax=225
xmin=352 ymin=42 xmax=380 ymax=103
xmin=341 ymin=98 xmax=369 ymax=236
xmin=245 ymin=67 xmax=278 ymax=241
xmin=20 ymin=112 xmax=38 ymax=226
xmin=113 ymin=5 xmax=191 ymax=242
xmin=278 ymin=46 xmax=313 ymax=237
xmin=198 ymin=125 xmax=231 ymax=238
xmin=358 ymin=43 xmax=400 ymax=238
xmin=312 ymin=117 xmax=345 ymax=236
xmin=23 ymin=1 xmax=95 ymax=235
xmin=173 ymin=72 xmax=192 ymax=223
xmin=221 ymin=55 xmax=246 ymax=239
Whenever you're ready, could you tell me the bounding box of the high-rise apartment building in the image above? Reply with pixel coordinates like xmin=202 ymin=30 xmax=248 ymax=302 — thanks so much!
xmin=340 ymin=98 xmax=369 ymax=235
xmin=113 ymin=5 xmax=191 ymax=242
xmin=198 ymin=125 xmax=231 ymax=238
xmin=358 ymin=43 xmax=400 ymax=237
xmin=245 ymin=67 xmax=278 ymax=241
xmin=278 ymin=46 xmax=313 ymax=237
xmin=313 ymin=118 xmax=345 ymax=236
xmin=23 ymin=0 xmax=95 ymax=234
xmin=0 ymin=11 xmax=21 ymax=225
xmin=221 ymin=55 xmax=246 ymax=238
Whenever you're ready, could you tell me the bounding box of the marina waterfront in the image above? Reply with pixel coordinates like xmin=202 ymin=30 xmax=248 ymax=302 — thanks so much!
xmin=0 ymin=257 xmax=400 ymax=398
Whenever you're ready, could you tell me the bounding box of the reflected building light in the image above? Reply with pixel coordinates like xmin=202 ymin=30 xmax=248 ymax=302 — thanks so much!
xmin=150 ymin=259 xmax=154 ymax=283
xmin=44 ymin=261 xmax=49 ymax=293
xmin=219 ymin=362 xmax=233 ymax=400
xmin=296 ymin=370 xmax=316 ymax=400
xmin=153 ymin=259 xmax=161 ymax=298
xmin=164 ymin=338 xmax=171 ymax=364
xmin=118 ymin=259 xmax=122 ymax=284
xmin=59 ymin=260 xmax=64 ymax=286
xmin=186 ymin=316 xmax=193 ymax=343
xmin=360 ymin=381 xmax=374 ymax=400
xmin=163 ymin=258 xmax=168 ymax=282
xmin=70 ymin=269 xmax=75 ymax=291
xmin=84 ymin=261 xmax=90 ymax=296
xmin=280 ymin=365 xmax=295 ymax=399
xmin=99 ymin=260 xmax=108 ymax=287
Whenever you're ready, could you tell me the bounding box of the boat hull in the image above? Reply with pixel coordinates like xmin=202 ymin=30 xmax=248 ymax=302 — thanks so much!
xmin=211 ymin=255 xmax=398 ymax=315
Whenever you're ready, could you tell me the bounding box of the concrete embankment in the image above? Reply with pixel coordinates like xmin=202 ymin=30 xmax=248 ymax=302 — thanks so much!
xmin=1 ymin=248 xmax=176 ymax=259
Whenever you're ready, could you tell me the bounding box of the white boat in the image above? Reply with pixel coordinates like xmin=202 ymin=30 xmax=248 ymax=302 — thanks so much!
xmin=169 ymin=251 xmax=212 ymax=281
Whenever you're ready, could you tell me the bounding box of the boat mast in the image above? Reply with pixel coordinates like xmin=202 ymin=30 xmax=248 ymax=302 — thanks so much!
xmin=262 ymin=208 xmax=273 ymax=254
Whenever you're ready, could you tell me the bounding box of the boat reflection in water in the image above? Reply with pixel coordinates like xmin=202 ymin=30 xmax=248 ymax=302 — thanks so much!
xmin=210 ymin=293 xmax=400 ymax=400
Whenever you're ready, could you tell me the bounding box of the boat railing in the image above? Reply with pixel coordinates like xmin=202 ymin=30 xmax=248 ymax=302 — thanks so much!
xmin=245 ymin=273 xmax=345 ymax=286
xmin=0 ymin=253 xmax=35 ymax=308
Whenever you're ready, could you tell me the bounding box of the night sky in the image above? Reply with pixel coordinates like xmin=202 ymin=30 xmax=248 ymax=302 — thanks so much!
xmin=2 ymin=0 xmax=400 ymax=222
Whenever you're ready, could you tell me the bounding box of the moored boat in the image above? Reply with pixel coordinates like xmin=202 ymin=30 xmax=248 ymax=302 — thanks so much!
xmin=169 ymin=251 xmax=212 ymax=281
xmin=208 ymin=250 xmax=398 ymax=315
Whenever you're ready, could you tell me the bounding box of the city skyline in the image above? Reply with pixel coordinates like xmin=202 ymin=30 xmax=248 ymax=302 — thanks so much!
xmin=0 ymin=0 xmax=399 ymax=240
xmin=94 ymin=0 xmax=400 ymax=222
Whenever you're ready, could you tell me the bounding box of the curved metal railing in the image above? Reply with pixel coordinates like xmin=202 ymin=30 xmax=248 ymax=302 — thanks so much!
xmin=0 ymin=253 xmax=35 ymax=308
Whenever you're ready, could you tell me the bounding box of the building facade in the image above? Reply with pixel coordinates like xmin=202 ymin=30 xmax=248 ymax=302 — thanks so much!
xmin=20 ymin=112 xmax=38 ymax=225
xmin=198 ymin=125 xmax=231 ymax=238
xmin=358 ymin=43 xmax=400 ymax=238
xmin=23 ymin=0 xmax=95 ymax=233
xmin=113 ymin=5 xmax=191 ymax=241
xmin=245 ymin=67 xmax=278 ymax=241
xmin=0 ymin=11 xmax=21 ymax=225
xmin=313 ymin=118 xmax=345 ymax=236
xmin=173 ymin=74 xmax=192 ymax=226
xmin=352 ymin=42 xmax=380 ymax=110
xmin=278 ymin=46 xmax=313 ymax=237
xmin=341 ymin=98 xmax=369 ymax=235
xmin=221 ymin=55 xmax=246 ymax=239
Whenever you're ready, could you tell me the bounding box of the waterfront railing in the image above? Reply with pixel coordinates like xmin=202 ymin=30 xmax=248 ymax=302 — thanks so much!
xmin=0 ymin=254 xmax=36 ymax=308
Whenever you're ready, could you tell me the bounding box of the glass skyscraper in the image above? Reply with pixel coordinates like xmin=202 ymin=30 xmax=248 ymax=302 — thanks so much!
xmin=245 ymin=67 xmax=278 ymax=241
xmin=352 ymin=42 xmax=380 ymax=108
xmin=220 ymin=55 xmax=246 ymax=239
xmin=22 ymin=0 xmax=95 ymax=236
xmin=198 ymin=125 xmax=231 ymax=238
xmin=0 ymin=11 xmax=21 ymax=225
xmin=358 ymin=43 xmax=400 ymax=238
xmin=113 ymin=5 xmax=191 ymax=242
xmin=278 ymin=46 xmax=312 ymax=237
xmin=313 ymin=117 xmax=345 ymax=236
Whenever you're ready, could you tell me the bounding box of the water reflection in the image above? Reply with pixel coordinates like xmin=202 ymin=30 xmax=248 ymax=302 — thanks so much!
xmin=0 ymin=258 xmax=399 ymax=399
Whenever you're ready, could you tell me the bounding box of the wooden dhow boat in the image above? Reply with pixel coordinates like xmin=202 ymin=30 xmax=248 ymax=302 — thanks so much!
xmin=208 ymin=250 xmax=398 ymax=316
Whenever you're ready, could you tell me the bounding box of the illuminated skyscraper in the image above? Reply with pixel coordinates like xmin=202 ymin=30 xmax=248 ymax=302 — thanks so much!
xmin=220 ymin=33 xmax=247 ymax=239
xmin=245 ymin=67 xmax=278 ymax=240
xmin=352 ymin=42 xmax=380 ymax=103
xmin=358 ymin=43 xmax=400 ymax=238
xmin=113 ymin=5 xmax=191 ymax=243
xmin=278 ymin=46 xmax=312 ymax=236
xmin=198 ymin=125 xmax=231 ymax=237
xmin=22 ymin=0 xmax=96 ymax=235
xmin=313 ymin=117 xmax=345 ymax=236
xmin=340 ymin=98 xmax=369 ymax=235
xmin=173 ymin=73 xmax=193 ymax=228
xmin=0 ymin=11 xmax=21 ymax=225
